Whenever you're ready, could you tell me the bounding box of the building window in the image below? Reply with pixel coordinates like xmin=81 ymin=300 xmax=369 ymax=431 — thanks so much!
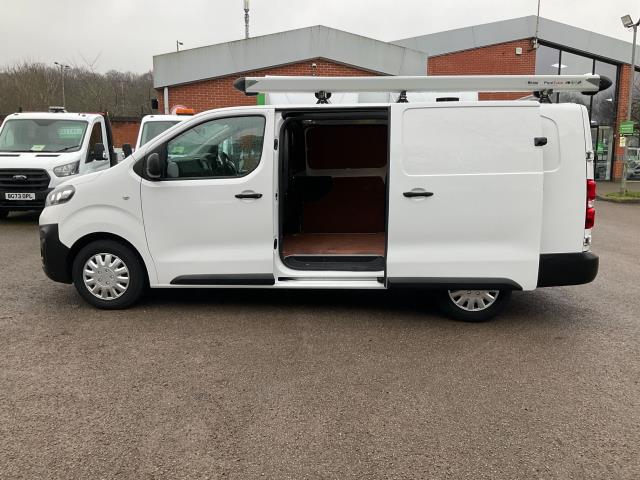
xmin=557 ymin=52 xmax=594 ymax=109
xmin=592 ymin=60 xmax=618 ymax=126
xmin=535 ymin=45 xmax=561 ymax=75
xmin=537 ymin=43 xmax=621 ymax=180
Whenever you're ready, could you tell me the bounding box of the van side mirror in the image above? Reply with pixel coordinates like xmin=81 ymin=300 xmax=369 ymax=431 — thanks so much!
xmin=122 ymin=143 xmax=133 ymax=158
xmin=87 ymin=143 xmax=105 ymax=163
xmin=145 ymin=152 xmax=164 ymax=180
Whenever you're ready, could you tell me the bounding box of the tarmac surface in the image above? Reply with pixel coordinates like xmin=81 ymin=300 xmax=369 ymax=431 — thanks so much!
xmin=0 ymin=201 xmax=639 ymax=479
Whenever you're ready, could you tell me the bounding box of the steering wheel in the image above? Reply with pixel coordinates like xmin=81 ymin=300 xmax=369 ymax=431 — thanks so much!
xmin=217 ymin=151 xmax=237 ymax=176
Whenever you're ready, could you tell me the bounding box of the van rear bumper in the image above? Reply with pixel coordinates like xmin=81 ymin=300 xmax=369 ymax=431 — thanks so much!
xmin=537 ymin=252 xmax=599 ymax=287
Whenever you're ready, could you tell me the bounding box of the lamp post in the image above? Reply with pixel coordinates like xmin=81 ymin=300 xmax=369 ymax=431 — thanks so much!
xmin=53 ymin=61 xmax=70 ymax=108
xmin=244 ymin=0 xmax=250 ymax=39
xmin=620 ymin=14 xmax=640 ymax=193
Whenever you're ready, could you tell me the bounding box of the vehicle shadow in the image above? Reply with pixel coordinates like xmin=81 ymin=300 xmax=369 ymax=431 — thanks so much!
xmin=1 ymin=211 xmax=41 ymax=225
xmin=146 ymin=287 xmax=443 ymax=320
xmin=142 ymin=287 xmax=573 ymax=328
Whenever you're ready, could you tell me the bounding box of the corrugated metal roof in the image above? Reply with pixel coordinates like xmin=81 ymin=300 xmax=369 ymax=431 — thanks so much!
xmin=153 ymin=25 xmax=427 ymax=88
xmin=393 ymin=16 xmax=635 ymax=65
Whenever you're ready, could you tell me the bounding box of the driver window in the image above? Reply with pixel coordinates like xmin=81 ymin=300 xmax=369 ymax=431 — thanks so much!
xmin=165 ymin=116 xmax=266 ymax=179
xmin=80 ymin=122 xmax=108 ymax=175
xmin=88 ymin=122 xmax=105 ymax=160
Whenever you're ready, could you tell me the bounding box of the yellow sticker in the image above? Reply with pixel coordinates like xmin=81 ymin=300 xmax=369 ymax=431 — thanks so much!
xmin=31 ymin=145 xmax=45 ymax=151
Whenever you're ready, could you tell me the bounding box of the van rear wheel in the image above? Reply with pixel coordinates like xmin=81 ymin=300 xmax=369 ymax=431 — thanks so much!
xmin=72 ymin=240 xmax=146 ymax=309
xmin=439 ymin=289 xmax=511 ymax=322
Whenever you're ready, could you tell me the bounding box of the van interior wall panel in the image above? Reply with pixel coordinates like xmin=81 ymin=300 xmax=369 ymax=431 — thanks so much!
xmin=282 ymin=119 xmax=389 ymax=261
xmin=306 ymin=125 xmax=387 ymax=169
xmin=302 ymin=177 xmax=386 ymax=233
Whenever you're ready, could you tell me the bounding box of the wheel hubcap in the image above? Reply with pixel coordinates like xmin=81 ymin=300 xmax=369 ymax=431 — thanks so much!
xmin=83 ymin=253 xmax=130 ymax=300
xmin=448 ymin=290 xmax=499 ymax=312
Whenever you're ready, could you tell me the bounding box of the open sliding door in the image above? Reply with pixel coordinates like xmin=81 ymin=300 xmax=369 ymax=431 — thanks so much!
xmin=386 ymin=102 xmax=544 ymax=290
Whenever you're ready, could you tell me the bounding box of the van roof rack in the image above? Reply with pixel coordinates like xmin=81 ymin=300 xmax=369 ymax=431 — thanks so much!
xmin=234 ymin=74 xmax=612 ymax=103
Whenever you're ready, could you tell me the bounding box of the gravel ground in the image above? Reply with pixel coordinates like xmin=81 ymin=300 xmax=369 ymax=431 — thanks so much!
xmin=0 ymin=202 xmax=639 ymax=479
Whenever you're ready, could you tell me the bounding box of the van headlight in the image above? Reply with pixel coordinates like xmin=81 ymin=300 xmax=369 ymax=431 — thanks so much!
xmin=46 ymin=185 xmax=75 ymax=206
xmin=53 ymin=161 xmax=80 ymax=177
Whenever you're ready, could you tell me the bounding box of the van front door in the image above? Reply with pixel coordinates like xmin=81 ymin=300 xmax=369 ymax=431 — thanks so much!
xmin=140 ymin=110 xmax=275 ymax=285
xmin=387 ymin=103 xmax=544 ymax=290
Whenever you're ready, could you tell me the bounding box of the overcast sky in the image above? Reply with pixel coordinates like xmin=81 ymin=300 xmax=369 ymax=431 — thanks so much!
xmin=1 ymin=0 xmax=638 ymax=73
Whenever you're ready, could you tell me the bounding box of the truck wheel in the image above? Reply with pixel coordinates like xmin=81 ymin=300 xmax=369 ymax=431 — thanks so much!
xmin=439 ymin=289 xmax=511 ymax=322
xmin=72 ymin=240 xmax=146 ymax=309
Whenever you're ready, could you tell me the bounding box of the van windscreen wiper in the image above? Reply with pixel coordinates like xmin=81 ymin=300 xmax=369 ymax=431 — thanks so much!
xmin=50 ymin=145 xmax=81 ymax=152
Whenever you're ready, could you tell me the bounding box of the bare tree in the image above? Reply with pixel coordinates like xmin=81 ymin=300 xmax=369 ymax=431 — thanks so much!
xmin=0 ymin=62 xmax=155 ymax=117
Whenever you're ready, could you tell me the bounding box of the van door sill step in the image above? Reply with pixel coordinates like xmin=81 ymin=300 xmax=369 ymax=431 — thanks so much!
xmin=283 ymin=255 xmax=385 ymax=272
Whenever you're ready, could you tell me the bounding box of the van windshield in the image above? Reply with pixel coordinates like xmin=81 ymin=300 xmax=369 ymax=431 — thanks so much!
xmin=0 ymin=119 xmax=88 ymax=153
xmin=140 ymin=120 xmax=181 ymax=147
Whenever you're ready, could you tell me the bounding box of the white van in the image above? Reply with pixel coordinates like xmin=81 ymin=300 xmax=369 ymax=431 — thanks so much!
xmin=0 ymin=111 xmax=115 ymax=218
xmin=39 ymin=75 xmax=602 ymax=321
xmin=133 ymin=112 xmax=191 ymax=150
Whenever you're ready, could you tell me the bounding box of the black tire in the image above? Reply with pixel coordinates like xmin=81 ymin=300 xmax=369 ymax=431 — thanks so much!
xmin=438 ymin=289 xmax=511 ymax=322
xmin=72 ymin=240 xmax=146 ymax=309
xmin=0 ymin=210 xmax=9 ymax=220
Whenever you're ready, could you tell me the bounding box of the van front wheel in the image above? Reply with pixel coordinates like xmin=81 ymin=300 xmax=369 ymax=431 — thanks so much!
xmin=439 ymin=289 xmax=511 ymax=322
xmin=72 ymin=240 xmax=146 ymax=309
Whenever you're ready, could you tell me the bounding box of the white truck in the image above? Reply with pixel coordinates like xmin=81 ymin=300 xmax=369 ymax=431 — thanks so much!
xmin=39 ymin=75 xmax=603 ymax=321
xmin=0 ymin=111 xmax=116 ymax=218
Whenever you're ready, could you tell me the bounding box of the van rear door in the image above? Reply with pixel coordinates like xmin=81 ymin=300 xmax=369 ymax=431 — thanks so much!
xmin=386 ymin=102 xmax=544 ymax=290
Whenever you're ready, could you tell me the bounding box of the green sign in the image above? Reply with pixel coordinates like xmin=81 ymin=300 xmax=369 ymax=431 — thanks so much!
xmin=619 ymin=120 xmax=635 ymax=135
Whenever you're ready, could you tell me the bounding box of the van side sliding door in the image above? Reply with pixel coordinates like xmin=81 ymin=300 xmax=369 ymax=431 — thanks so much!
xmin=386 ymin=103 xmax=544 ymax=291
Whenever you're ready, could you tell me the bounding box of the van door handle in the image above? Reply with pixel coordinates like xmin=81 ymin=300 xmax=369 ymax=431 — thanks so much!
xmin=403 ymin=191 xmax=434 ymax=198
xmin=235 ymin=192 xmax=262 ymax=199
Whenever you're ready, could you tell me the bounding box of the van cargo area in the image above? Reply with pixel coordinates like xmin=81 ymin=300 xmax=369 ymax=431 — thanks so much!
xmin=279 ymin=110 xmax=389 ymax=271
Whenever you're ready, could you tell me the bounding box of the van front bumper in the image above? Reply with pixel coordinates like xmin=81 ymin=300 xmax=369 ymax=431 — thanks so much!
xmin=0 ymin=188 xmax=53 ymax=212
xmin=39 ymin=224 xmax=72 ymax=284
xmin=537 ymin=252 xmax=599 ymax=287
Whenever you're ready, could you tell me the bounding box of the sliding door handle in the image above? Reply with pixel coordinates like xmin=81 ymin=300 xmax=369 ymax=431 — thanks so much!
xmin=403 ymin=191 xmax=434 ymax=198
xmin=235 ymin=192 xmax=263 ymax=199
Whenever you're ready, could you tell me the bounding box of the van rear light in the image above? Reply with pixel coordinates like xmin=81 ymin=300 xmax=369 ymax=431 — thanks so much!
xmin=587 ymin=179 xmax=596 ymax=203
xmin=585 ymin=179 xmax=596 ymax=229
xmin=585 ymin=207 xmax=596 ymax=229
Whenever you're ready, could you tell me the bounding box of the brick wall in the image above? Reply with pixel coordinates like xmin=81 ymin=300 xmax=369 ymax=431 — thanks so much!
xmin=427 ymin=39 xmax=537 ymax=100
xmin=156 ymin=58 xmax=383 ymax=113
xmin=110 ymin=118 xmax=140 ymax=147
xmin=613 ymin=64 xmax=632 ymax=179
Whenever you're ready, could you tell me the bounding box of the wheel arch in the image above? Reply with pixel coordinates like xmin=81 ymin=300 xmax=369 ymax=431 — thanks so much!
xmin=68 ymin=232 xmax=152 ymax=286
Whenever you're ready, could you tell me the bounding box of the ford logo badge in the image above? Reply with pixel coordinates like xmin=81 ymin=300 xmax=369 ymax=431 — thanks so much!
xmin=12 ymin=174 xmax=28 ymax=181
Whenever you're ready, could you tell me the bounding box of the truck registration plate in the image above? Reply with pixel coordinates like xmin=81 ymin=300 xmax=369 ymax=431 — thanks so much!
xmin=5 ymin=193 xmax=35 ymax=200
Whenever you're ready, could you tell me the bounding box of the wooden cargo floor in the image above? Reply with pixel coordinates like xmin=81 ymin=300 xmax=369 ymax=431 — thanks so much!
xmin=282 ymin=233 xmax=386 ymax=257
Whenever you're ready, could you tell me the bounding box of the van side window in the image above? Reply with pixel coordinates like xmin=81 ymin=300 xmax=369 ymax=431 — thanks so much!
xmin=165 ymin=116 xmax=266 ymax=179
